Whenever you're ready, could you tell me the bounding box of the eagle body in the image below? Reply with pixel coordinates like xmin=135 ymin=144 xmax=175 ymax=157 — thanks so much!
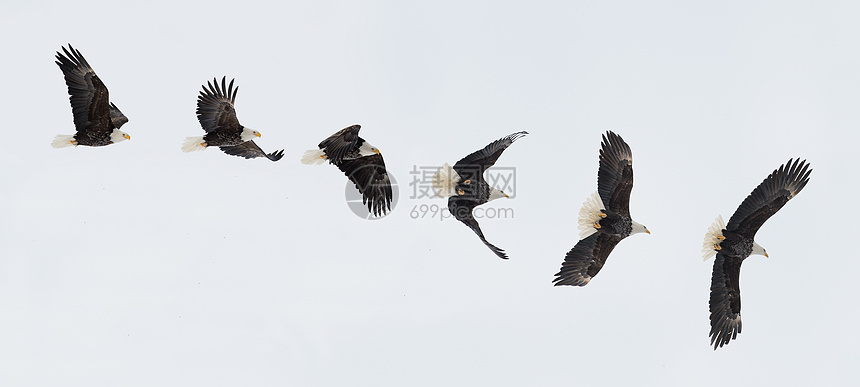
xmin=71 ymin=125 xmax=120 ymax=147
xmin=717 ymin=229 xmax=757 ymax=259
xmin=202 ymin=129 xmax=248 ymax=148
xmin=452 ymin=172 xmax=491 ymax=201
xmin=596 ymin=210 xmax=634 ymax=238
xmin=320 ymin=133 xmax=374 ymax=161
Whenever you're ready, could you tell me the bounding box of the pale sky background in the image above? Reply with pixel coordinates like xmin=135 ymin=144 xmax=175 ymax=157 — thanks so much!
xmin=1 ymin=1 xmax=858 ymax=385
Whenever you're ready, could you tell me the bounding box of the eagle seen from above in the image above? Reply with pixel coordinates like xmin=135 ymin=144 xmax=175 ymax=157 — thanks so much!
xmin=52 ymin=44 xmax=131 ymax=148
xmin=302 ymin=124 xmax=393 ymax=217
xmin=182 ymin=77 xmax=284 ymax=161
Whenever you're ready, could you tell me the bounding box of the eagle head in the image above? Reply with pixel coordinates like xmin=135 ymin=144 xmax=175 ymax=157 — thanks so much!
xmin=110 ymin=129 xmax=131 ymax=144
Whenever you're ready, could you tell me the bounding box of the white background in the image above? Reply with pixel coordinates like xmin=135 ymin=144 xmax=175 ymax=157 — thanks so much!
xmin=1 ymin=1 xmax=857 ymax=385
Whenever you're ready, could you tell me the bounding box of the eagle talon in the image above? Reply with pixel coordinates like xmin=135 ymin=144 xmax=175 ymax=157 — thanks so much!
xmin=714 ymin=244 xmax=722 ymax=251
xmin=599 ymin=213 xmax=607 ymax=218
xmin=716 ymin=235 xmax=726 ymax=240
xmin=457 ymin=189 xmax=465 ymax=195
xmin=464 ymin=179 xmax=471 ymax=185
xmin=594 ymin=222 xmax=601 ymax=229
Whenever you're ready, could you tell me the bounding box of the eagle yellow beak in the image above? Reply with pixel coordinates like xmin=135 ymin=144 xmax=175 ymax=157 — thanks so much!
xmin=646 ymin=229 xmax=651 ymax=234
xmin=123 ymin=133 xmax=131 ymax=140
xmin=375 ymin=149 xmax=380 ymax=155
xmin=255 ymin=132 xmax=262 ymax=138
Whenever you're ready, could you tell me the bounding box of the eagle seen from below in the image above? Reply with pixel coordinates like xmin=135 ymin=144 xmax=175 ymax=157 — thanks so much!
xmin=703 ymin=158 xmax=811 ymax=350
xmin=553 ymin=131 xmax=649 ymax=286
xmin=432 ymin=131 xmax=528 ymax=259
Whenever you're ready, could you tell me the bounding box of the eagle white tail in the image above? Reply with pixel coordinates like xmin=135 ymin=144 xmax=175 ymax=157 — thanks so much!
xmin=577 ymin=191 xmax=605 ymax=240
xmin=51 ymin=134 xmax=76 ymax=148
xmin=301 ymin=149 xmax=327 ymax=165
xmin=702 ymin=215 xmax=726 ymax=261
xmin=431 ymin=162 xmax=461 ymax=198
xmin=182 ymin=136 xmax=207 ymax=152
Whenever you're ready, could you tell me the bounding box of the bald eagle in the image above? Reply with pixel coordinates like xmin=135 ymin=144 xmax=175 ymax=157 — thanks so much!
xmin=52 ymin=44 xmax=131 ymax=148
xmin=432 ymin=131 xmax=528 ymax=259
xmin=182 ymin=77 xmax=284 ymax=161
xmin=553 ymin=131 xmax=649 ymax=286
xmin=703 ymin=158 xmax=811 ymax=350
xmin=302 ymin=125 xmax=393 ymax=217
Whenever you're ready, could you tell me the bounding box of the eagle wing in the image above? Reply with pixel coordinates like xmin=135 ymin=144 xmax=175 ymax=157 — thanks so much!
xmin=55 ymin=44 xmax=113 ymax=133
xmin=109 ymin=102 xmax=128 ymax=128
xmin=596 ymin=131 xmax=634 ymax=216
xmin=453 ymin=131 xmax=528 ymax=180
xmin=220 ymin=141 xmax=284 ymax=161
xmin=196 ymin=77 xmax=242 ymax=133
xmin=726 ymin=158 xmax=811 ymax=237
xmin=448 ymin=197 xmax=507 ymax=259
xmin=552 ymin=232 xmax=622 ymax=286
xmin=708 ymin=253 xmax=744 ymax=349
xmin=319 ymin=124 xmax=363 ymax=164
xmin=335 ymin=153 xmax=392 ymax=217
